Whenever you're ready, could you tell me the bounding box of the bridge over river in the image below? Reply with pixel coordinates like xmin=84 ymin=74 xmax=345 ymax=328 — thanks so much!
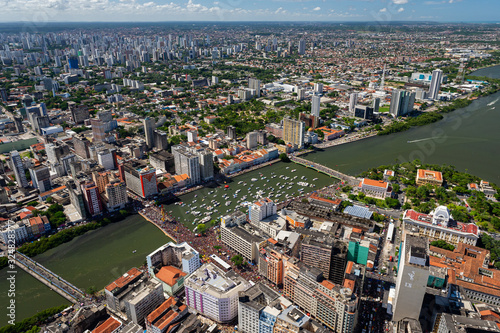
xmin=290 ymin=156 xmax=360 ymax=186
xmin=14 ymin=251 xmax=87 ymax=304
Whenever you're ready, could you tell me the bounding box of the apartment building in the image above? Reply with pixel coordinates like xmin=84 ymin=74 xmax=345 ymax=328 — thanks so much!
xmin=221 ymin=218 xmax=266 ymax=263
xmin=184 ymin=263 xmax=252 ymax=323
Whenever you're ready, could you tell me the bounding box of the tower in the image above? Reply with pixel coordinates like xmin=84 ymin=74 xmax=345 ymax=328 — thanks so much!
xmin=392 ymin=234 xmax=429 ymax=322
xmin=311 ymin=95 xmax=321 ymax=118
xmin=428 ymin=69 xmax=443 ymax=100
xmin=143 ymin=117 xmax=155 ymax=149
xmin=349 ymin=93 xmax=358 ymax=113
xmin=10 ymin=150 xmax=29 ymax=188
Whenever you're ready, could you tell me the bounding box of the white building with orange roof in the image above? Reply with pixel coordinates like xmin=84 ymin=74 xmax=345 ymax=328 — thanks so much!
xmin=359 ymin=178 xmax=392 ymax=199
xmin=416 ymin=169 xmax=443 ymax=187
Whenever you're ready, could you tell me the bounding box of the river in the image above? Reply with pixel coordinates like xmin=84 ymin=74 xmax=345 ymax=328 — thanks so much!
xmin=0 ymin=214 xmax=171 ymax=327
xmin=302 ymin=66 xmax=500 ymax=183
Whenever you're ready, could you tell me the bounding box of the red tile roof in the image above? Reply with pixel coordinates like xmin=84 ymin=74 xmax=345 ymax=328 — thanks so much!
xmin=105 ymin=267 xmax=142 ymax=292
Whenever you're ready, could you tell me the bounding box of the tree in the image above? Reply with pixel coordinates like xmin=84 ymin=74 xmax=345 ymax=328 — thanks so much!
xmin=46 ymin=197 xmax=53 ymax=204
xmin=430 ymin=240 xmax=455 ymax=251
xmin=385 ymin=197 xmax=401 ymax=209
xmin=197 ymin=223 xmax=207 ymax=234
xmin=231 ymin=254 xmax=244 ymax=267
xmin=279 ymin=153 xmax=290 ymax=163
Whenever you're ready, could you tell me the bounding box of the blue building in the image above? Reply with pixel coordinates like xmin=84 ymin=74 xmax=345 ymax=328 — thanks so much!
xmin=68 ymin=56 xmax=79 ymax=69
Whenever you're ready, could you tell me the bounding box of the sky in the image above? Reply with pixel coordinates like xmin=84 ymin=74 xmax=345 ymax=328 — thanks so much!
xmin=0 ymin=0 xmax=498 ymax=23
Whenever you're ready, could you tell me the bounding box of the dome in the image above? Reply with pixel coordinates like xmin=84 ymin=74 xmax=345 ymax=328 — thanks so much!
xmin=308 ymin=127 xmax=314 ymax=132
xmin=431 ymin=205 xmax=451 ymax=226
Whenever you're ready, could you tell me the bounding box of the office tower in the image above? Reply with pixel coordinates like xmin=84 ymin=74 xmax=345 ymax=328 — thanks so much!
xmin=246 ymin=131 xmax=259 ymax=150
xmin=105 ymin=179 xmax=128 ymax=211
xmin=297 ymin=88 xmax=306 ymax=101
xmin=153 ymin=129 xmax=168 ymax=150
xmin=91 ymin=119 xmax=106 ymax=142
xmin=36 ymin=116 xmax=50 ymax=133
xmin=283 ymin=116 xmax=305 ymax=149
xmin=227 ymin=125 xmax=237 ymax=140
xmin=301 ymin=235 xmax=347 ymax=285
xmin=197 ymin=149 xmax=214 ymax=181
xmin=73 ymin=134 xmax=91 ymax=159
xmin=68 ymin=102 xmax=89 ymax=124
xmin=149 ymin=151 xmax=175 ymax=174
xmin=349 ymin=93 xmax=358 ymax=113
xmin=81 ymin=181 xmax=103 ymax=217
xmin=389 ymin=89 xmax=416 ymax=117
xmin=392 ymin=234 xmax=429 ymax=322
xmin=314 ymin=83 xmax=323 ymax=93
xmin=311 ymin=95 xmax=321 ymax=118
xmin=29 ymin=165 xmax=51 ymax=193
xmin=67 ymin=180 xmax=87 ymax=219
xmin=10 ymin=150 xmax=29 ymax=188
xmin=123 ymin=161 xmax=158 ymax=198
xmin=249 ymin=198 xmax=277 ymax=226
xmin=373 ymin=97 xmax=380 ymax=113
xmin=171 ymin=145 xmax=201 ymax=184
xmin=184 ymin=263 xmax=252 ymax=323
xmin=67 ymin=56 xmax=79 ymax=69
xmin=0 ymin=88 xmax=8 ymax=102
xmin=354 ymin=105 xmax=374 ymax=120
xmin=249 ymin=78 xmax=261 ymax=98
xmin=238 ymin=283 xmax=283 ymax=333
xmin=14 ymin=116 xmax=24 ymax=133
xmin=428 ymin=69 xmax=443 ymax=100
xmin=298 ymin=39 xmax=306 ymax=55
xmin=97 ymin=149 xmax=115 ymax=170
xmin=92 ymin=171 xmax=110 ymax=193
xmin=143 ymin=117 xmax=155 ymax=149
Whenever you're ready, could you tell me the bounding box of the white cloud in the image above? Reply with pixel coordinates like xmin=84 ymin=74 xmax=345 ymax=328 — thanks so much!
xmin=392 ymin=0 xmax=408 ymax=4
xmin=313 ymin=6 xmax=321 ymax=11
xmin=379 ymin=7 xmax=387 ymax=12
xmin=398 ymin=7 xmax=404 ymax=12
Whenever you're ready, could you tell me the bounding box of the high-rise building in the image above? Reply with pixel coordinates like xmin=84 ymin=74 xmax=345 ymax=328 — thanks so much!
xmin=10 ymin=150 xmax=29 ymax=188
xmin=143 ymin=117 xmax=155 ymax=149
xmin=14 ymin=116 xmax=23 ymax=133
xmin=311 ymin=95 xmax=321 ymax=118
xmin=283 ymin=117 xmax=305 ymax=149
xmin=68 ymin=102 xmax=90 ymax=124
xmin=227 ymin=125 xmax=237 ymax=140
xmin=349 ymin=93 xmax=358 ymax=113
xmin=301 ymin=234 xmax=347 ymax=285
xmin=149 ymin=151 xmax=175 ymax=174
xmin=297 ymin=88 xmax=306 ymax=101
xmin=66 ymin=180 xmax=87 ymax=220
xmin=29 ymin=164 xmax=51 ymax=193
xmin=172 ymin=145 xmax=204 ymax=184
xmin=248 ymin=78 xmax=261 ymax=98
xmin=246 ymin=131 xmax=259 ymax=150
xmin=298 ymin=39 xmax=306 ymax=55
xmin=373 ymin=98 xmax=380 ymax=113
xmin=0 ymin=88 xmax=8 ymax=102
xmin=92 ymin=171 xmax=110 ymax=193
xmin=81 ymin=181 xmax=103 ymax=217
xmin=153 ymin=129 xmax=168 ymax=150
xmin=123 ymin=161 xmax=158 ymax=199
xmin=184 ymin=263 xmax=252 ymax=323
xmin=73 ymin=134 xmax=91 ymax=159
xmin=147 ymin=242 xmax=200 ymax=296
xmin=428 ymin=69 xmax=443 ymax=100
xmin=91 ymin=118 xmax=106 ymax=142
xmin=314 ymin=83 xmax=323 ymax=93
xmin=249 ymin=198 xmax=277 ymax=226
xmin=105 ymin=179 xmax=128 ymax=211
xmin=389 ymin=89 xmax=416 ymax=117
xmin=97 ymin=148 xmax=115 ymax=170
xmin=392 ymin=234 xmax=429 ymax=322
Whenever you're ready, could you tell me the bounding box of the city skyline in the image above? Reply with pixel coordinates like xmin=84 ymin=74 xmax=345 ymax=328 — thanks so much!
xmin=0 ymin=0 xmax=498 ymax=23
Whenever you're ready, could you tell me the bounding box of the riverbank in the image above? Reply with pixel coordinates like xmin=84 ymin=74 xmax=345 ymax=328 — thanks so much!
xmin=139 ymin=211 xmax=178 ymax=242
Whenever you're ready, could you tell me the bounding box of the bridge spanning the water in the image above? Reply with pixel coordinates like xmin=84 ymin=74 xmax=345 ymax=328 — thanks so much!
xmin=14 ymin=251 xmax=86 ymax=304
xmin=290 ymin=156 xmax=360 ymax=186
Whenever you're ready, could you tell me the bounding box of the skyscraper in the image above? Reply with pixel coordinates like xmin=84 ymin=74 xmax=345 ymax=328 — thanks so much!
xmin=29 ymin=165 xmax=51 ymax=193
xmin=314 ymin=83 xmax=323 ymax=93
xmin=392 ymin=234 xmax=429 ymax=322
xmin=68 ymin=102 xmax=89 ymax=124
xmin=390 ymin=89 xmax=416 ymax=117
xmin=143 ymin=117 xmax=155 ymax=149
xmin=283 ymin=116 xmax=305 ymax=149
xmin=10 ymin=150 xmax=29 ymax=188
xmin=349 ymin=93 xmax=358 ymax=113
xmin=91 ymin=119 xmax=106 ymax=142
xmin=248 ymin=78 xmax=261 ymax=98
xmin=81 ymin=181 xmax=103 ymax=217
xmin=428 ymin=69 xmax=443 ymax=100
xmin=311 ymin=95 xmax=321 ymax=118
xmin=298 ymin=39 xmax=306 ymax=55
xmin=227 ymin=125 xmax=237 ymax=140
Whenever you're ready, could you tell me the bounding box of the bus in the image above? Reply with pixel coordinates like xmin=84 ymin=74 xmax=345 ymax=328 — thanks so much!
xmin=386 ymin=223 xmax=394 ymax=243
